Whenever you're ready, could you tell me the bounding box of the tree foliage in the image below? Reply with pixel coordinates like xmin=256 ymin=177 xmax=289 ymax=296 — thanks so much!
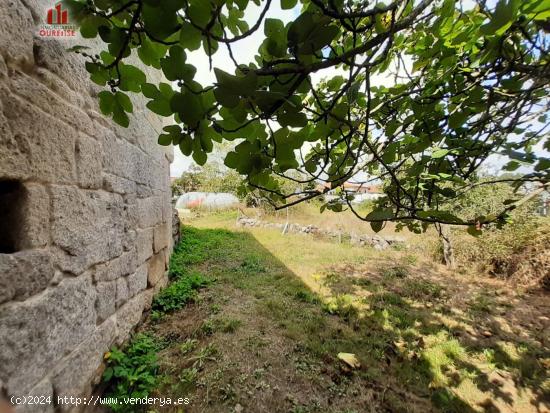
xmin=171 ymin=163 xmax=243 ymax=196
xmin=67 ymin=0 xmax=550 ymax=233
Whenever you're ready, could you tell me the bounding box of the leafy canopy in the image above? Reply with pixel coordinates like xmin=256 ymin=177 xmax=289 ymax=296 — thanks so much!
xmin=67 ymin=0 xmax=550 ymax=233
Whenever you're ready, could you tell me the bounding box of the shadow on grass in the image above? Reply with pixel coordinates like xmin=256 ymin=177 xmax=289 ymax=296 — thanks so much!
xmin=157 ymin=225 xmax=548 ymax=413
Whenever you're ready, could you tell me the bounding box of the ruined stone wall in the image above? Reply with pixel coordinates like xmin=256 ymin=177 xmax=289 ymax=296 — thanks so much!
xmin=0 ymin=1 xmax=174 ymax=410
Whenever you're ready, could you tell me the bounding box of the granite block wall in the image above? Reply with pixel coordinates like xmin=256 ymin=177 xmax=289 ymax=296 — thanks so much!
xmin=0 ymin=1 xmax=174 ymax=411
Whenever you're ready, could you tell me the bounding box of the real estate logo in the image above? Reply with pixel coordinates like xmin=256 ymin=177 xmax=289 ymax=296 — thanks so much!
xmin=47 ymin=2 xmax=68 ymax=24
xmin=39 ymin=2 xmax=77 ymax=38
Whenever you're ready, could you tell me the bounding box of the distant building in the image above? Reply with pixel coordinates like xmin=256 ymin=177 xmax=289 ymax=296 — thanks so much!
xmin=319 ymin=182 xmax=385 ymax=203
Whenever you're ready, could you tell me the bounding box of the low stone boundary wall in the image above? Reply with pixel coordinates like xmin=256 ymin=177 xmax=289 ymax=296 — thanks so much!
xmin=236 ymin=218 xmax=407 ymax=250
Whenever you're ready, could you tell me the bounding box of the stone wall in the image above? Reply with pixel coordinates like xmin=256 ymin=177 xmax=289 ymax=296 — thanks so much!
xmin=0 ymin=1 xmax=174 ymax=411
xmin=236 ymin=217 xmax=407 ymax=250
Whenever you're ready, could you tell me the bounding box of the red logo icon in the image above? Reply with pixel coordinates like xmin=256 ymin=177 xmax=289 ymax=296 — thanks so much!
xmin=46 ymin=2 xmax=68 ymax=25
xmin=39 ymin=1 xmax=77 ymax=37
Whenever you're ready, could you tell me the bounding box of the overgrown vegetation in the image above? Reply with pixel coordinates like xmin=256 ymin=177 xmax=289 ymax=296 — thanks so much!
xmin=124 ymin=216 xmax=549 ymax=413
xmin=101 ymin=231 xmax=214 ymax=410
xmin=151 ymin=272 xmax=208 ymax=320
xmin=102 ymin=334 xmax=163 ymax=412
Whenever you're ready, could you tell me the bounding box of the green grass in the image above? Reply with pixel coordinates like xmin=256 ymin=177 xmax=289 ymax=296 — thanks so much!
xmin=420 ymin=332 xmax=467 ymax=386
xmin=124 ymin=218 xmax=548 ymax=413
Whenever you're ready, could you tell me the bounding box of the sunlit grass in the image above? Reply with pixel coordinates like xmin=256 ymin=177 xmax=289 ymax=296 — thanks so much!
xmin=152 ymin=213 xmax=549 ymax=412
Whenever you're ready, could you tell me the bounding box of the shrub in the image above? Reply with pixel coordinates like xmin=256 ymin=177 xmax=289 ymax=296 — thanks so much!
xmin=453 ymin=217 xmax=549 ymax=279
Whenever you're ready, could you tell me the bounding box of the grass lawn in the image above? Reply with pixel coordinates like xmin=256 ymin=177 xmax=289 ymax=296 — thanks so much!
xmin=113 ymin=211 xmax=550 ymax=413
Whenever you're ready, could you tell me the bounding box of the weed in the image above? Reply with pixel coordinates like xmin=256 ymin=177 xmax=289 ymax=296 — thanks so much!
xmin=102 ymin=334 xmax=162 ymax=412
xmin=402 ymin=279 xmax=444 ymax=300
xmin=178 ymin=367 xmax=198 ymax=390
xmin=381 ymin=266 xmax=409 ymax=279
xmin=179 ymin=339 xmax=198 ymax=355
xmin=202 ymin=316 xmax=243 ymax=334
xmin=323 ymin=294 xmax=358 ymax=320
xmin=351 ymin=277 xmax=373 ymax=288
xmin=369 ymin=292 xmax=405 ymax=307
xmin=219 ymin=317 xmax=242 ymax=333
xmin=469 ymin=293 xmax=495 ymax=315
xmin=294 ymin=290 xmax=319 ymax=304
xmin=253 ymin=368 xmax=266 ymax=380
xmin=240 ymin=256 xmax=266 ymax=273
xmin=244 ymin=335 xmax=269 ymax=350
xmin=151 ymin=272 xmax=209 ymax=320
xmin=323 ymin=271 xmax=343 ymax=286
xmin=218 ymin=383 xmax=236 ymax=401
xmin=189 ymin=344 xmax=218 ymax=369
xmin=404 ymin=254 xmax=418 ymax=265
xmin=200 ymin=319 xmax=216 ymax=335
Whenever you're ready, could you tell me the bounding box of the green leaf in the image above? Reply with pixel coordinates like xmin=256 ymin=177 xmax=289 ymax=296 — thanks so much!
xmin=448 ymin=111 xmax=468 ymax=129
xmin=288 ymin=12 xmax=339 ymax=54
xmin=214 ymin=68 xmax=258 ymax=96
xmin=192 ymin=147 xmax=207 ymax=165
xmin=115 ymin=92 xmax=133 ymax=113
xmin=480 ymin=0 xmax=516 ymax=35
xmin=118 ymin=64 xmax=146 ymax=92
xmin=370 ymin=221 xmax=384 ymax=233
xmin=188 ymin=0 xmax=213 ymax=26
xmin=158 ymin=134 xmax=173 ymax=146
xmin=281 ymin=0 xmax=297 ymax=9
xmin=179 ymin=134 xmax=193 ymax=155
xmin=264 ymin=18 xmax=284 ymax=37
xmin=161 ymin=45 xmax=196 ymax=81
xmin=85 ymin=62 xmax=109 ymax=86
xmin=277 ymin=111 xmax=308 ymax=128
xmin=112 ymin=107 xmax=130 ymax=127
xmin=535 ymin=158 xmax=550 ymax=172
xmin=142 ymin=3 xmax=180 ymax=40
xmin=138 ymin=37 xmax=167 ymax=69
xmin=214 ymin=87 xmax=240 ymax=108
xmin=80 ymin=15 xmax=108 ymax=38
xmin=432 ymin=149 xmax=449 ymax=158
xmin=179 ymin=22 xmax=202 ymax=51
xmin=142 ymin=83 xmax=175 ymax=117
xmin=98 ymin=91 xmax=132 ymax=128
xmin=98 ymin=91 xmax=115 ymax=115
xmin=366 ymin=208 xmax=394 ymax=221
xmin=170 ymin=91 xmax=204 ymax=128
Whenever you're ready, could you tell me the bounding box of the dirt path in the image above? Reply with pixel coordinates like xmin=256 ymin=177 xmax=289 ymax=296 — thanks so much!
xmin=135 ymin=223 xmax=549 ymax=413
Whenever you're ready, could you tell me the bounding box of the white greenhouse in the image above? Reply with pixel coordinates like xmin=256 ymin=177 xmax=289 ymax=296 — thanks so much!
xmin=175 ymin=192 xmax=239 ymax=210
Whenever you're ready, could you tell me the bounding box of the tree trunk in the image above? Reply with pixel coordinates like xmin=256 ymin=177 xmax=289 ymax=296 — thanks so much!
xmin=435 ymin=223 xmax=455 ymax=269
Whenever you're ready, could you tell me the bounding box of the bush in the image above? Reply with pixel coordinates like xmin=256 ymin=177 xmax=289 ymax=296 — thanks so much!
xmin=453 ymin=216 xmax=547 ymax=274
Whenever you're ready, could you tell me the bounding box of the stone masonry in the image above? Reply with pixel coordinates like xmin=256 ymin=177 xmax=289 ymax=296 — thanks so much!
xmin=0 ymin=1 xmax=175 ymax=411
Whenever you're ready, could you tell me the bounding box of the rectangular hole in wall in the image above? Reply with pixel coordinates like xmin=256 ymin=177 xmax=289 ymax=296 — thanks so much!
xmin=0 ymin=180 xmax=25 ymax=253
